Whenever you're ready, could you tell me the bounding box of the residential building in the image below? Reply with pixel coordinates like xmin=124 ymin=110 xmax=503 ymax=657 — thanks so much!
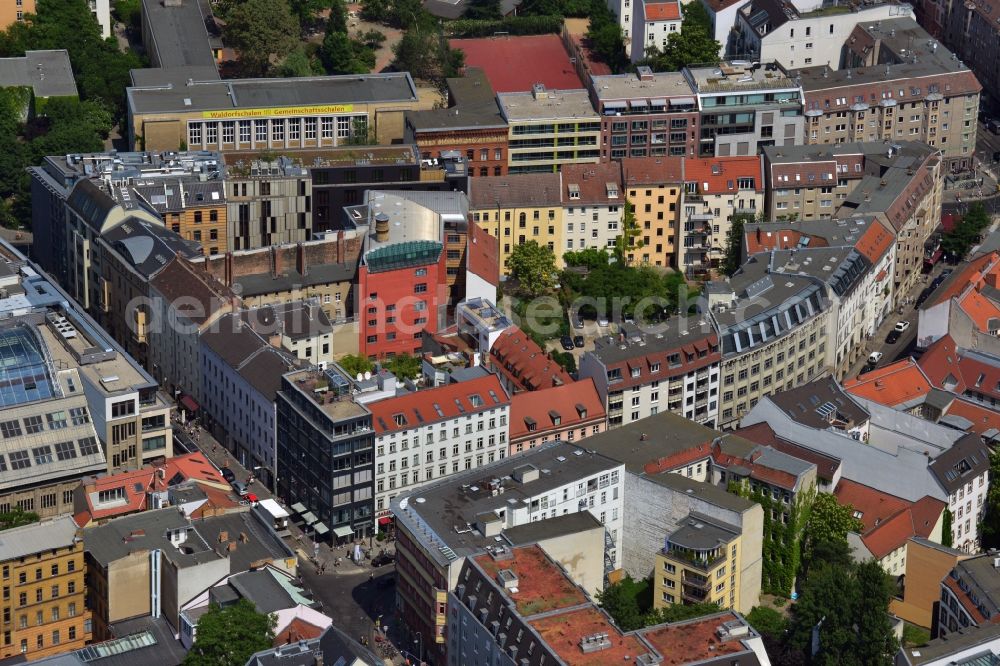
xmin=945 ymin=0 xmax=1000 ymax=113
xmin=405 ymin=68 xmax=510 ymax=178
xmin=707 ymin=256 xmax=830 ymax=428
xmin=632 ymin=0 xmax=683 ymax=61
xmin=390 ymin=441 xmax=625 ymax=663
xmin=653 ymin=512 xmax=744 ymax=610
xmin=732 ymin=0 xmax=913 ymax=70
xmin=899 ymin=624 xmax=1000 ymax=666
xmin=794 ymin=18 xmax=980 ymax=172
xmin=0 ymin=517 xmax=90 ymax=660
xmin=588 ymin=67 xmax=699 ymax=160
xmin=0 ymin=0 xmax=34 ymax=28
xmin=462 ymin=222 xmax=500 ymax=305
xmin=221 ymin=154 xmax=312 ymax=251
xmin=508 ymin=378 xmax=606 ymax=454
xmin=917 ymin=252 xmax=1000 ymax=351
xmin=700 ymin=0 xmax=746 ymax=57
xmin=579 ymin=319 xmax=721 ymax=428
xmin=276 ymin=365 xmax=379 ymax=543
xmin=132 ymin=176 xmax=227 ymax=255
xmin=581 ymin=413 xmax=765 ymax=613
xmin=446 ymin=35 xmax=584 ymax=95
xmin=620 ymin=156 xmax=685 ymax=266
xmin=126 ymin=72 xmax=431 ymax=153
xmin=559 ymin=162 xmax=624 ymax=254
xmin=762 ymin=143 xmax=867 ymax=220
xmin=497 ymin=86 xmax=602 ymax=174
xmin=680 ymin=155 xmax=764 ymax=276
xmin=735 ymin=421 xmax=842 ymax=493
xmin=355 ymin=190 xmax=464 ymax=359
xmin=244 ymin=625 xmax=382 ymax=666
xmin=240 ymin=301 xmax=336 ymax=367
xmin=367 ymin=374 xmax=511 ymax=519
xmin=926 ymin=433 xmax=991 ymax=553
xmin=200 ymin=312 xmax=299 ymax=489
xmin=27 ymin=616 xmax=186 ymax=666
xmin=892 ymin=537 xmax=970 ymax=630
xmin=683 ymin=61 xmax=804 ymax=158
xmin=938 ymin=554 xmax=1000 ymax=637
xmin=0 ymin=50 xmax=77 ymax=114
xmin=489 ymin=326 xmax=573 ymax=394
xmin=468 ymin=173 xmax=563 ymax=272
xmin=84 ymin=508 xmax=296 ymax=640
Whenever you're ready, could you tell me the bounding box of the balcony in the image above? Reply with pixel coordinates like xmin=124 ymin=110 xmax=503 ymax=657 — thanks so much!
xmin=682 ymin=571 xmax=710 ymax=589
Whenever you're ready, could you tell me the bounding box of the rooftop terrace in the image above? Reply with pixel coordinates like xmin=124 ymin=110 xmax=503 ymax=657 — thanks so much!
xmin=473 ymin=545 xmax=587 ymax=615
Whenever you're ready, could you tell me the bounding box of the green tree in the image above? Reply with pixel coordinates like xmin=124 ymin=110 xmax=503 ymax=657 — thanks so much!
xmin=358 ymin=29 xmax=387 ymax=49
xmin=339 ymin=354 xmax=373 ymax=377
xmin=184 ymin=599 xmax=276 ymax=666
xmin=508 ymin=241 xmax=558 ymax=297
xmin=113 ymin=0 xmax=142 ymax=29
xmin=392 ymin=27 xmax=464 ymax=86
xmin=788 ymin=562 xmax=860 ymax=666
xmin=722 ymin=211 xmax=752 ymax=276
xmin=360 ymin=0 xmax=390 ymax=22
xmin=327 ymin=0 xmax=350 ymax=34
xmin=563 ymin=247 xmax=611 ymax=270
xmin=941 ymin=508 xmax=953 ymax=548
xmin=383 ymin=353 xmax=422 ymax=379
xmin=638 ymin=1 xmax=720 ymax=69
xmin=321 ymin=31 xmax=367 ymax=73
xmin=801 ymin=492 xmax=863 ymax=569
xmin=289 ymin=0 xmax=333 ymax=28
xmin=981 ymin=445 xmax=1000 ymax=549
xmin=551 ymin=350 xmax=577 ymax=374
xmin=389 ymin=0 xmax=426 ymax=28
xmin=0 ymin=507 xmax=38 ymax=531
xmin=941 ymin=202 xmax=991 ymax=261
xmin=596 ymin=576 xmax=644 ymax=631
xmin=464 ymin=0 xmax=502 ymax=19
xmin=277 ymin=47 xmax=316 ymax=77
xmin=224 ymin=0 xmax=300 ymax=76
xmin=746 ymin=606 xmax=788 ymax=641
xmin=854 ymin=560 xmax=899 ymax=666
xmin=614 ymin=200 xmax=643 ymax=263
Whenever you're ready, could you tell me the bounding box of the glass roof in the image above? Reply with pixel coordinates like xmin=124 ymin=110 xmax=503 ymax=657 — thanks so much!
xmin=0 ymin=326 xmax=55 ymax=407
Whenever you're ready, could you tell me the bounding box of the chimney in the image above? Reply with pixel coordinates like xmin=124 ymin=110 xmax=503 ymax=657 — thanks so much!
xmin=218 ymin=530 xmax=228 ymax=543
xmin=375 ymin=213 xmax=391 ymax=243
xmin=531 ymin=83 xmax=548 ymax=100
xmin=296 ymin=242 xmax=306 ymax=276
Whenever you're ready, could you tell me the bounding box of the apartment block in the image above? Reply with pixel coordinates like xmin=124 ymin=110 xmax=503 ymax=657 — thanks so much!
xmin=0 ymin=517 xmax=90 ymax=660
xmin=368 ymin=374 xmax=511 ymax=519
xmin=945 ymin=0 xmax=1000 ymax=114
xmin=938 ymin=554 xmax=1000 ymax=637
xmin=795 ymin=18 xmax=980 ymax=171
xmin=497 ymin=86 xmax=602 ymax=174
xmin=620 ymin=157 xmax=685 ymax=266
xmin=133 ymin=177 xmax=227 ymax=256
xmin=631 ymin=0 xmax=683 ymax=62
xmin=590 ymin=68 xmax=699 ymax=160
xmin=579 ymin=320 xmax=721 ymax=428
xmin=221 ymin=154 xmax=312 ymax=252
xmin=508 ymin=379 xmax=606 ymax=455
xmin=559 ymin=162 xmax=624 ymax=255
xmin=654 ymin=512 xmax=744 ymax=611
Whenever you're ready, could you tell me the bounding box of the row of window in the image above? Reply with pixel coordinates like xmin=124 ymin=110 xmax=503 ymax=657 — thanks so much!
xmin=0 ymin=438 xmax=100 ymax=472
xmin=0 ymin=408 xmax=89 ymax=439
xmin=187 ymin=116 xmax=367 ymax=147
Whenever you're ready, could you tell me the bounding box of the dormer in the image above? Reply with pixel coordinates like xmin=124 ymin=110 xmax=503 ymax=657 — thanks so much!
xmin=568 ymin=183 xmax=581 ymax=200
xmin=525 ymin=416 xmax=537 ymax=432
xmin=605 ymin=182 xmax=618 ymax=198
xmin=575 ymin=403 xmax=588 ymax=419
xmin=549 ymin=410 xmax=561 ymax=426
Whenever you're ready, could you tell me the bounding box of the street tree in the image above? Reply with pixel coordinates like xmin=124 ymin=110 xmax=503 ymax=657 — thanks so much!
xmin=224 ymin=0 xmax=300 ymax=76
xmin=507 ymin=241 xmax=558 ymax=297
xmin=854 ymin=560 xmax=899 ymax=666
xmin=801 ymin=492 xmax=863 ymax=567
xmin=981 ymin=446 xmax=1000 ymax=548
xmin=184 ymin=599 xmax=276 ymax=666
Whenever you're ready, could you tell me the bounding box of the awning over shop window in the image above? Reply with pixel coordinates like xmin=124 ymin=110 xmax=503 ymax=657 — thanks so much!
xmin=179 ymin=395 xmax=199 ymax=412
xmin=314 ymin=522 xmax=329 ymax=536
xmin=378 ymin=516 xmax=393 ymax=526
xmin=301 ymin=511 xmax=318 ymax=525
xmin=333 ymin=525 xmax=354 ymax=539
xmin=290 ymin=503 xmax=307 ymax=514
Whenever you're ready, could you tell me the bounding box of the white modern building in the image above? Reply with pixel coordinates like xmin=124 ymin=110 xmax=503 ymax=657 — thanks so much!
xmin=560 ymin=162 xmax=624 ymax=254
xmin=369 ymin=374 xmax=511 ymax=518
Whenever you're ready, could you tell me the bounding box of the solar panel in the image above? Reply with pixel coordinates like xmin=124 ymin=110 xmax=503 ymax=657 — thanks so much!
xmin=413 ymin=408 xmax=425 ymax=424
xmin=433 ymin=402 xmax=444 ymax=418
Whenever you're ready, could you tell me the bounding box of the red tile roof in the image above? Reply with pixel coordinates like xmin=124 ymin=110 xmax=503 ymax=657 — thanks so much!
xmin=684 ymin=156 xmax=763 ymax=194
xmin=854 ymin=220 xmax=895 ymax=264
xmin=744 ymin=228 xmax=829 ymax=255
xmin=368 ymin=374 xmax=508 ymax=435
xmin=621 ymin=156 xmax=685 ymax=186
xmin=560 ymin=162 xmax=623 ymax=205
xmin=449 ymin=35 xmax=583 ymax=94
xmin=917 ymin=335 xmax=967 ymax=393
xmin=958 ymin=355 xmax=1000 ymax=402
xmin=644 ymin=444 xmax=714 ymax=475
xmin=958 ymin=289 xmax=1000 ymax=333
xmin=834 ymin=479 xmax=944 ymax=559
xmin=843 ymin=359 xmax=933 ymax=407
xmin=273 ymin=617 xmax=325 ymax=646
xmin=925 ymin=252 xmax=1000 ymax=308
xmin=467 ymin=221 xmax=499 ymax=287
xmin=643 ymin=0 xmax=682 ymax=21
xmin=943 ymin=399 xmax=1000 ymax=436
xmin=490 ymin=326 xmax=572 ymax=391
xmin=509 ymin=378 xmax=605 ymax=442
xmin=944 ymin=575 xmax=989 ymax=625
xmin=835 ymin=479 xmax=908 ymax=532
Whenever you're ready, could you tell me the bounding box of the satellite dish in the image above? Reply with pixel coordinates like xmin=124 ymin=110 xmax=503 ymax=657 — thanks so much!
xmin=364 ymin=371 xmax=372 ymax=380
xmin=356 ymin=373 xmax=363 ymax=381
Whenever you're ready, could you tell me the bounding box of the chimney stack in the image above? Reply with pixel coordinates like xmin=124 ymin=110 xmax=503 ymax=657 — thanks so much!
xmin=375 ymin=213 xmax=391 ymax=243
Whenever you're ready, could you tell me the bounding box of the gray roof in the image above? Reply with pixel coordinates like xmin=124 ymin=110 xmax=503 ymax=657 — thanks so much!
xmin=928 ymin=433 xmax=991 ymax=494
xmin=132 ymin=179 xmax=226 ymax=214
xmin=128 ymin=72 xmax=418 ymax=115
xmin=591 ymin=69 xmax=695 ymax=102
xmin=140 ymin=0 xmax=218 ymax=69
xmin=242 ymin=301 xmax=332 ymax=342
xmin=767 ymin=377 xmax=870 ymax=431
xmin=84 ymin=508 xmax=220 ymax=569
xmin=502 ymin=510 xmax=603 ymax=546
xmin=390 ymin=441 xmax=622 ymax=567
xmin=246 ymin=624 xmax=382 ymax=666
xmin=769 ymin=246 xmax=870 ymax=298
xmin=742 ymin=398 xmax=948 ymax=501
xmin=498 ymin=88 xmax=598 ymax=122
xmin=0 ymin=516 xmax=78 ymax=562
xmin=200 ymin=313 xmax=299 ymax=400
xmin=951 ymin=554 xmax=1000 ymax=622
xmin=29 ymin=615 xmax=189 ymax=666
xmin=224 ymin=569 xmax=296 ymax=614
xmin=855 ymin=395 xmax=966 ymax=456
xmin=648 ymin=471 xmax=758 ymax=513
xmin=130 ymin=65 xmax=221 ymax=87
xmin=582 ymin=410 xmax=722 ymax=472
xmin=668 ymin=511 xmax=741 ymax=550
xmin=0 ymin=50 xmax=78 ymax=98
xmin=897 ymin=622 xmax=1000 ymax=665
xmin=234 ymin=262 xmax=356 ymax=297
xmin=192 ymin=512 xmax=295 ymax=574
xmin=405 ymin=68 xmax=507 ymax=132
xmin=102 ymin=217 xmax=202 ymax=278
xmin=589 ymin=318 xmax=717 ymax=366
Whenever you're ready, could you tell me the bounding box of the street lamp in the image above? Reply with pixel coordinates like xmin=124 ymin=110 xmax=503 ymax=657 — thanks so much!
xmin=414 ymin=631 xmax=423 ymax=665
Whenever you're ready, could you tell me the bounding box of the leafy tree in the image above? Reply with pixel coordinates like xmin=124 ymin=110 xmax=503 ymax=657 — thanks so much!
xmin=586 ymin=0 xmax=627 ymax=73
xmin=941 ymin=202 xmax=991 ymax=262
xmin=615 ymin=200 xmax=643 ymax=263
xmin=184 ymin=599 xmax=276 ymax=666
xmin=327 ymin=0 xmax=350 ymax=34
xmin=801 ymin=492 xmax=863 ymax=570
xmin=446 ymin=15 xmax=563 ymax=37
xmin=942 ymin=508 xmax=953 ymax=548
xmin=360 ymin=0 xmax=390 ymax=22
xmin=358 ymin=29 xmax=387 ymax=48
xmin=597 ymin=576 xmax=644 ymax=631
xmin=383 ymin=353 xmax=422 ymax=379
xmin=563 ymin=248 xmax=611 ymax=270
xmin=339 ymin=354 xmax=373 ymax=378
xmin=321 ymin=31 xmax=368 ymax=73
xmin=854 ymin=560 xmax=899 ymax=666
xmin=224 ymin=0 xmax=300 ymax=76
xmin=746 ymin=606 xmax=787 ymax=641
xmin=507 ymin=241 xmax=558 ymax=297
xmin=390 ymin=0 xmax=427 ymax=28
xmin=0 ymin=507 xmax=38 ymax=531
xmin=722 ymin=211 xmax=752 ymax=276
xmin=277 ymin=47 xmax=316 ymax=77
xmin=392 ymin=27 xmax=464 ymax=87
xmin=551 ymin=350 xmax=577 ymax=374
xmin=113 ymin=0 xmax=142 ymax=30
xmin=788 ymin=563 xmax=859 ymax=665
xmin=464 ymin=0 xmax=503 ymax=19
xmin=980 ymin=445 xmax=1000 ymax=549
xmin=638 ymin=1 xmax=720 ymax=69
xmin=289 ymin=0 xmax=334 ymax=28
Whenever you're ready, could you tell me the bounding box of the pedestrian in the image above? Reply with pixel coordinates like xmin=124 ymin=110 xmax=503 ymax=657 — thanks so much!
xmin=370 ymin=572 xmax=375 ymax=583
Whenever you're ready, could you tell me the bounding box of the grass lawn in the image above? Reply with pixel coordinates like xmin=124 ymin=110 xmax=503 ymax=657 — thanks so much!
xmin=619 ymin=576 xmax=654 ymax=613
xmin=902 ymin=622 xmax=930 ymax=648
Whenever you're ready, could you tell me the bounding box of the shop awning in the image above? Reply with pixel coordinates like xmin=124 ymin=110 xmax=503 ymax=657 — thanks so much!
xmin=649 ymin=98 xmax=667 ymax=106
xmin=179 ymin=395 xmax=199 ymax=412
xmin=378 ymin=516 xmax=393 ymax=525
xmin=301 ymin=511 xmax=318 ymax=525
xmin=603 ymin=100 xmax=626 ymax=110
xmin=290 ymin=503 xmax=307 ymax=514
xmin=313 ymin=522 xmax=329 ymax=536
xmin=669 ymin=96 xmax=696 ymax=106
xmin=630 ymin=99 xmax=648 ymax=108
xmin=333 ymin=525 xmax=354 ymax=539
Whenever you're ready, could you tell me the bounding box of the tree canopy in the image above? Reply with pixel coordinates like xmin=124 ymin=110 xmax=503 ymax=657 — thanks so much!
xmin=981 ymin=445 xmax=1000 ymax=549
xmin=722 ymin=212 xmax=753 ymax=276
xmin=339 ymin=354 xmax=374 ymax=378
xmin=508 ymin=241 xmax=559 ymax=297
xmin=801 ymin=492 xmax=863 ymax=567
xmin=638 ymin=1 xmax=720 ymax=69
xmin=383 ymin=353 xmax=422 ymax=379
xmin=941 ymin=202 xmax=990 ymax=262
xmin=0 ymin=507 xmax=39 ymax=531
xmin=224 ymin=0 xmax=300 ymax=76
xmin=184 ymin=599 xmax=276 ymax=666
xmin=392 ymin=26 xmax=464 ymax=87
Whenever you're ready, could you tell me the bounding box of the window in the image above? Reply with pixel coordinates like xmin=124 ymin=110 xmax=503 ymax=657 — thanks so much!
xmin=0 ymin=421 xmax=20 ymax=439
xmin=142 ymin=436 xmax=167 ymax=452
xmin=111 ymin=400 xmax=135 ymax=418
xmin=8 ymin=451 xmax=29 ymax=470
xmin=78 ymin=438 xmax=99 ymax=456
xmin=69 ymin=407 xmax=89 ymax=426
xmin=22 ymin=416 xmax=42 ymax=434
xmin=46 ymin=412 xmax=67 ymax=430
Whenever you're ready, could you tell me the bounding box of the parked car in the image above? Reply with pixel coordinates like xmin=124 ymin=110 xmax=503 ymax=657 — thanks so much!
xmin=231 ymin=481 xmax=248 ymax=497
xmin=371 ymin=550 xmax=395 ymax=567
xmin=988 ymin=119 xmax=1000 ymax=135
xmin=894 ymin=321 xmax=910 ymax=333
xmin=573 ymin=335 xmax=585 ymax=348
xmin=220 ymin=467 xmax=236 ymax=484
xmin=560 ymin=336 xmax=575 ymax=351
xmin=886 ymin=330 xmax=900 ymax=344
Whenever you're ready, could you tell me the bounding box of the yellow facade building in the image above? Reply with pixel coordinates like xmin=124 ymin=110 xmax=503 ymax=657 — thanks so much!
xmin=469 ymin=173 xmax=565 ymax=274
xmin=0 ymin=0 xmax=34 ymax=27
xmin=653 ymin=512 xmax=743 ymax=612
xmin=621 ymin=157 xmax=684 ymax=268
xmin=0 ymin=517 xmax=90 ymax=660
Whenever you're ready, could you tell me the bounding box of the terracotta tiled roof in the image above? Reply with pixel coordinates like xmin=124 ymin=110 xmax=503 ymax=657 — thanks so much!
xmin=685 ymin=156 xmax=764 ymax=194
xmin=924 ymin=252 xmax=1000 ymax=308
xmin=861 ymin=509 xmax=917 ymax=560
xmin=643 ymin=444 xmax=713 ymax=475
xmin=734 ymin=422 xmax=841 ymax=482
xmin=835 ymin=478 xmax=908 ymax=532
xmin=509 ymin=378 xmax=605 ymax=441
xmin=621 ymin=156 xmax=685 ymax=186
xmin=273 ymin=617 xmax=326 ymax=646
xmin=467 ymin=221 xmax=499 ymax=286
xmin=490 ymin=326 xmax=572 ymax=391
xmin=368 ymin=374 xmax=508 ymax=435
xmin=944 ymin=575 xmax=988 ymax=624
xmin=958 ymin=355 xmax=1000 ymax=402
xmin=854 ymin=220 xmax=895 ymax=263
xmin=835 ymin=479 xmax=944 ymax=560
xmin=843 ymin=359 xmax=933 ymax=407
xmin=958 ymin=289 xmax=1000 ymax=333
xmin=643 ymin=0 xmax=682 ymax=21
xmin=918 ymin=335 xmax=967 ymax=393
xmin=943 ymin=399 xmax=1000 ymax=436
xmin=560 ymin=162 xmax=623 ymax=205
